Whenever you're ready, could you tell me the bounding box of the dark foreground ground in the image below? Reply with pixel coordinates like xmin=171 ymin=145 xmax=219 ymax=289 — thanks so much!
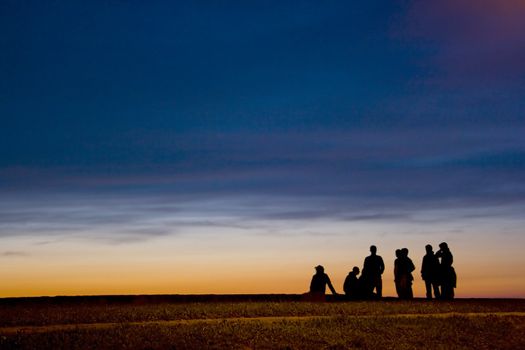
xmin=1 ymin=295 xmax=524 ymax=349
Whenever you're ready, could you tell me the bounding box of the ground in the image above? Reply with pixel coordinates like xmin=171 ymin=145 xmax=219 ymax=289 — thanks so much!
xmin=0 ymin=295 xmax=524 ymax=349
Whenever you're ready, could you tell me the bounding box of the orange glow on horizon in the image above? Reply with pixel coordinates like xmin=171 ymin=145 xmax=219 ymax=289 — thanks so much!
xmin=3 ymin=249 xmax=525 ymax=298
xmin=2 ymin=220 xmax=525 ymax=299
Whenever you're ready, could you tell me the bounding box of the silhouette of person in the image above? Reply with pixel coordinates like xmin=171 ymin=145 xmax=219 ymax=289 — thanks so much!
xmin=394 ymin=249 xmax=402 ymax=298
xmin=436 ymin=242 xmax=456 ymax=300
xmin=361 ymin=245 xmax=385 ymax=298
xmin=421 ymin=244 xmax=441 ymax=300
xmin=396 ymin=248 xmax=415 ymax=299
xmin=309 ymin=265 xmax=337 ymax=300
xmin=343 ymin=266 xmax=361 ymax=299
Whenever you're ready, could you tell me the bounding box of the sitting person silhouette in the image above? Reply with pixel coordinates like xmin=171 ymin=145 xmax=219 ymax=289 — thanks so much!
xmin=309 ymin=265 xmax=337 ymax=301
xmin=343 ymin=266 xmax=362 ymax=299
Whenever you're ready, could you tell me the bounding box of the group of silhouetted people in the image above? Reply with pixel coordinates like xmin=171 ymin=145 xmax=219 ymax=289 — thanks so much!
xmin=308 ymin=242 xmax=456 ymax=301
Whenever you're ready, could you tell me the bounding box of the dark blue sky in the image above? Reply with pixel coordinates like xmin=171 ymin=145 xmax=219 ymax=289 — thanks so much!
xmin=3 ymin=1 xmax=525 ymax=298
xmin=1 ymin=0 xmax=524 ymax=231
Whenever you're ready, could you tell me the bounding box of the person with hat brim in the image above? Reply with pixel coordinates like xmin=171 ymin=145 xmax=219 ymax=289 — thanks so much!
xmin=309 ymin=265 xmax=338 ymax=301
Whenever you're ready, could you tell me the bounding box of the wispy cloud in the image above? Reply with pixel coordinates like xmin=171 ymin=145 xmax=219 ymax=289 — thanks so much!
xmin=0 ymin=1 xmax=524 ymax=246
xmin=1 ymin=187 xmax=524 ymax=244
xmin=1 ymin=251 xmax=28 ymax=257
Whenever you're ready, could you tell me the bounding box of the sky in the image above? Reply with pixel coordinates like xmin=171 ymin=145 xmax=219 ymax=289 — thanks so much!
xmin=1 ymin=0 xmax=524 ymax=298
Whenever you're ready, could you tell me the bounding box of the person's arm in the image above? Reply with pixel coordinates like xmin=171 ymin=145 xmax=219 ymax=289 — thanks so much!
xmin=309 ymin=276 xmax=315 ymax=293
xmin=379 ymin=257 xmax=385 ymax=275
xmin=326 ymin=275 xmax=337 ymax=295
xmin=363 ymin=257 xmax=369 ymax=273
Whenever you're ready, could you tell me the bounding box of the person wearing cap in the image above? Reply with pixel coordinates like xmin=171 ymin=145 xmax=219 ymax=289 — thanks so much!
xmin=309 ymin=265 xmax=337 ymax=298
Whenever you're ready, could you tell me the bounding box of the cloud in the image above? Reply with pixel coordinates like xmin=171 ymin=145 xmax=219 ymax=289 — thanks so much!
xmin=1 ymin=126 xmax=524 ymax=243
xmin=1 ymin=182 xmax=524 ymax=245
xmin=2 ymin=125 xmax=523 ymax=190
xmin=0 ymin=2 xmax=524 ymax=245
xmin=1 ymin=251 xmax=28 ymax=257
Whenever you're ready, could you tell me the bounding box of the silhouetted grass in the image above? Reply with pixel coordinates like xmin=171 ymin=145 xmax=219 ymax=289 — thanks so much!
xmin=1 ymin=298 xmax=524 ymax=349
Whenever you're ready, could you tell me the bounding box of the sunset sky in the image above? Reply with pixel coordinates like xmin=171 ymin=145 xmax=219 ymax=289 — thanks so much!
xmin=1 ymin=1 xmax=525 ymax=298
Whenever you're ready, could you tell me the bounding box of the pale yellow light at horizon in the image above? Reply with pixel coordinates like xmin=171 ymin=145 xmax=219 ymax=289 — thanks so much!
xmin=2 ymin=221 xmax=525 ymax=298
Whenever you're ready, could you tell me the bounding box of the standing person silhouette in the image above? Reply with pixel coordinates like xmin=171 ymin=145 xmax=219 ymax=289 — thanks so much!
xmin=421 ymin=244 xmax=441 ymax=300
xmin=309 ymin=265 xmax=337 ymax=301
xmin=436 ymin=242 xmax=456 ymax=300
xmin=361 ymin=245 xmax=385 ymax=298
xmin=394 ymin=249 xmax=402 ymax=298
xmin=398 ymin=248 xmax=415 ymax=299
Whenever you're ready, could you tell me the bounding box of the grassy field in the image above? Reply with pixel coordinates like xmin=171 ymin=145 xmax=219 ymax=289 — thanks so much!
xmin=1 ymin=296 xmax=524 ymax=349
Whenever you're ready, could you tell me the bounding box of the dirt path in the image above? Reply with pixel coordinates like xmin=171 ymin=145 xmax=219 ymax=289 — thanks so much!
xmin=2 ymin=312 xmax=525 ymax=335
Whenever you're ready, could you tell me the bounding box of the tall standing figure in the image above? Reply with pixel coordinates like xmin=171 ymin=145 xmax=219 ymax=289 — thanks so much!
xmin=362 ymin=245 xmax=385 ymax=298
xmin=436 ymin=242 xmax=456 ymax=300
xmin=421 ymin=244 xmax=441 ymax=300
xmin=394 ymin=249 xmax=402 ymax=298
xmin=397 ymin=248 xmax=415 ymax=299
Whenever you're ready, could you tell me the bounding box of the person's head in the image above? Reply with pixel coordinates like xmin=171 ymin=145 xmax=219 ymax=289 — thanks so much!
xmin=370 ymin=245 xmax=377 ymax=255
xmin=425 ymin=244 xmax=433 ymax=253
xmin=439 ymin=242 xmax=449 ymax=251
xmin=315 ymin=265 xmax=324 ymax=273
xmin=352 ymin=266 xmax=360 ymax=275
xmin=395 ymin=249 xmax=401 ymax=258
xmin=402 ymin=248 xmax=409 ymax=257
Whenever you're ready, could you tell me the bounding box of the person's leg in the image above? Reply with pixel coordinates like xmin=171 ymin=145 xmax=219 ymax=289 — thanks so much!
xmin=397 ymin=279 xmax=405 ymax=299
xmin=425 ymin=280 xmax=432 ymax=299
xmin=376 ymin=277 xmax=382 ymax=298
xmin=432 ymin=282 xmax=441 ymax=299
xmin=361 ymin=278 xmax=372 ymax=299
xmin=397 ymin=276 xmax=405 ymax=299
xmin=443 ymin=270 xmax=455 ymax=300
xmin=442 ymin=284 xmax=453 ymax=299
